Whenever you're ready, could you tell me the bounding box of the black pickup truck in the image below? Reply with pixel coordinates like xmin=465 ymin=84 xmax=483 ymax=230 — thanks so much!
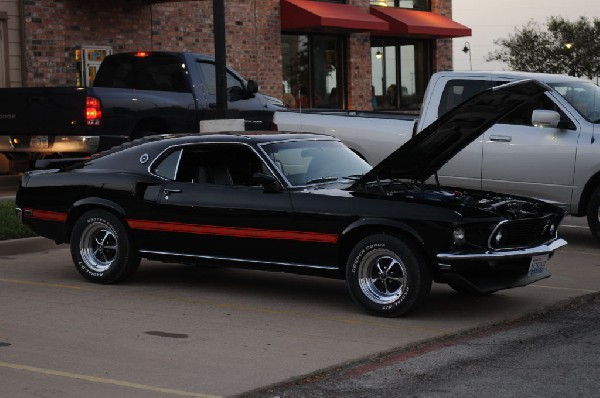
xmin=0 ymin=51 xmax=285 ymax=160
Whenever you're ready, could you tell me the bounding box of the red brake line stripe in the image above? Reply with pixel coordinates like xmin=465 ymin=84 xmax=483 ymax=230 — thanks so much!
xmin=127 ymin=219 xmax=338 ymax=243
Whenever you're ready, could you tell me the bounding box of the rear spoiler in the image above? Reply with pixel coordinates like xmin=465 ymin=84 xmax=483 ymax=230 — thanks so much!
xmin=34 ymin=157 xmax=89 ymax=170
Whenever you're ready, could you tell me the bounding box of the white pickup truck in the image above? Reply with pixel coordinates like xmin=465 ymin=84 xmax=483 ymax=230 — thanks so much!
xmin=273 ymin=71 xmax=600 ymax=239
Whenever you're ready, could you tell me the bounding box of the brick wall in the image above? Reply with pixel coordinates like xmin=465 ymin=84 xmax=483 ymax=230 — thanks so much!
xmin=22 ymin=0 xmax=283 ymax=97
xmin=20 ymin=0 xmax=456 ymax=105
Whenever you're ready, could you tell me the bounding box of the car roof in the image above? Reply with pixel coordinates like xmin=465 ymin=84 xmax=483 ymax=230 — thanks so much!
xmin=86 ymin=131 xmax=334 ymax=170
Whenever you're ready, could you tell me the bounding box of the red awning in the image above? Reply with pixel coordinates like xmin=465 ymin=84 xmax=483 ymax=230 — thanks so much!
xmin=281 ymin=0 xmax=388 ymax=33
xmin=370 ymin=6 xmax=471 ymax=38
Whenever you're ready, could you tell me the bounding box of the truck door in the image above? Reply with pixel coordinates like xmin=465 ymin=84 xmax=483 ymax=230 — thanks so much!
xmin=481 ymin=92 xmax=579 ymax=205
xmin=195 ymin=61 xmax=273 ymax=130
xmin=433 ymin=78 xmax=497 ymax=190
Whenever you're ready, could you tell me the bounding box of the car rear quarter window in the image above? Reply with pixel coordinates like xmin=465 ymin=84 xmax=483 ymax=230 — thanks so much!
xmin=152 ymin=149 xmax=183 ymax=180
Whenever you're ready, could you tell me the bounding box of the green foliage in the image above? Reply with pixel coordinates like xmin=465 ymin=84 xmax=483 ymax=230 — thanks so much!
xmin=0 ymin=200 xmax=36 ymax=241
xmin=487 ymin=16 xmax=600 ymax=79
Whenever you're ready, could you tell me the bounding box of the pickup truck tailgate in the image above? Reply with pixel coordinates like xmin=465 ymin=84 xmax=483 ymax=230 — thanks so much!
xmin=0 ymin=87 xmax=88 ymax=135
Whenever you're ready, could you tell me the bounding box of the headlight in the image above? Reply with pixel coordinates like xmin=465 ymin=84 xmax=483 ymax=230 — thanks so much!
xmin=453 ymin=226 xmax=466 ymax=245
xmin=494 ymin=229 xmax=504 ymax=246
xmin=544 ymin=221 xmax=557 ymax=237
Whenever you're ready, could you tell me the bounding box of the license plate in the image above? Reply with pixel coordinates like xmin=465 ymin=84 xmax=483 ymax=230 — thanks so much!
xmin=30 ymin=135 xmax=49 ymax=149
xmin=528 ymin=254 xmax=549 ymax=276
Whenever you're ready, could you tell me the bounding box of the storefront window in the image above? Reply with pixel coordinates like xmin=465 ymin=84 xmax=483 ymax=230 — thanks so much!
xmin=369 ymin=0 xmax=430 ymax=10
xmin=371 ymin=40 xmax=430 ymax=112
xmin=282 ymin=34 xmax=345 ymax=109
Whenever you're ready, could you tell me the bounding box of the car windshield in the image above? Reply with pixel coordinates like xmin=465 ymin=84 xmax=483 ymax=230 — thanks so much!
xmin=550 ymin=80 xmax=600 ymax=123
xmin=261 ymin=139 xmax=371 ymax=186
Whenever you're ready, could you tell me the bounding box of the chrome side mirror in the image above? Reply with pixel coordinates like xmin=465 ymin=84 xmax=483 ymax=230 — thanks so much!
xmin=532 ymin=110 xmax=560 ymax=128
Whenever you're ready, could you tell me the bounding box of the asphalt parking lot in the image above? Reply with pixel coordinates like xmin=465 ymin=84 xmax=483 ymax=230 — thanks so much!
xmin=1 ymin=175 xmax=600 ymax=397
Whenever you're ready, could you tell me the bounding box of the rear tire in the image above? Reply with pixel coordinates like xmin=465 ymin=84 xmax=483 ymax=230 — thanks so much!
xmin=70 ymin=209 xmax=140 ymax=284
xmin=346 ymin=234 xmax=432 ymax=317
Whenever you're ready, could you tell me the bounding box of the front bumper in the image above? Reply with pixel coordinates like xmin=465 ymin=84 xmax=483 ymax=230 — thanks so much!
xmin=435 ymin=238 xmax=567 ymax=293
xmin=436 ymin=238 xmax=567 ymax=263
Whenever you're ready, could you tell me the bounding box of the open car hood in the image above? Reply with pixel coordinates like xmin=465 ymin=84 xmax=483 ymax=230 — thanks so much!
xmin=352 ymin=80 xmax=551 ymax=187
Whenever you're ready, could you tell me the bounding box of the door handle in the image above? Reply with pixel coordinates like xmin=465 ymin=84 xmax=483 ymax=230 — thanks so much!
xmin=489 ymin=135 xmax=512 ymax=142
xmin=163 ymin=188 xmax=182 ymax=201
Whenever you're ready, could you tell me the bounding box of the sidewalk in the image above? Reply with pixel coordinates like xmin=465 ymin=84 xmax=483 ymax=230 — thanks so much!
xmin=0 ymin=236 xmax=65 ymax=255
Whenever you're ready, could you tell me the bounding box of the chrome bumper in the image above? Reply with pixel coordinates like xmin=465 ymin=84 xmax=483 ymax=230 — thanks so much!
xmin=437 ymin=238 xmax=567 ymax=263
xmin=0 ymin=135 xmax=100 ymax=154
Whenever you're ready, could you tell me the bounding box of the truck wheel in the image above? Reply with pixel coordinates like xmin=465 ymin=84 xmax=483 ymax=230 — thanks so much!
xmin=346 ymin=234 xmax=432 ymax=317
xmin=587 ymin=186 xmax=600 ymax=240
xmin=70 ymin=210 xmax=140 ymax=284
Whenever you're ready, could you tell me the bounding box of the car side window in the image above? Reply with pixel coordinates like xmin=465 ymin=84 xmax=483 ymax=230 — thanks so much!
xmin=160 ymin=144 xmax=269 ymax=186
xmin=499 ymin=93 xmax=573 ymax=128
xmin=197 ymin=61 xmax=244 ymax=96
xmin=438 ymin=79 xmax=491 ymax=117
xmin=94 ymin=54 xmax=190 ymax=92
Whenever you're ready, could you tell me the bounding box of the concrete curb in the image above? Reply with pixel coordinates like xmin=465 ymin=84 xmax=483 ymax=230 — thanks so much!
xmin=0 ymin=236 xmax=66 ymax=256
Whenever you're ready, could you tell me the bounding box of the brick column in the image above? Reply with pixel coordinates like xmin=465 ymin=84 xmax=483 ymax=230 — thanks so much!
xmin=432 ymin=0 xmax=453 ymax=72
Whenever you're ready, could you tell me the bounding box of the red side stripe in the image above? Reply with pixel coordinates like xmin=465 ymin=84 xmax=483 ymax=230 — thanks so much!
xmin=127 ymin=219 xmax=338 ymax=243
xmin=26 ymin=209 xmax=68 ymax=222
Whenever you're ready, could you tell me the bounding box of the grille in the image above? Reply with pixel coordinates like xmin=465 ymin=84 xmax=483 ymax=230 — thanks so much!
xmin=491 ymin=215 xmax=553 ymax=249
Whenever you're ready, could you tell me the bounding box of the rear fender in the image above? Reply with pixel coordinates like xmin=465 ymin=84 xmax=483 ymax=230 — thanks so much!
xmin=66 ymin=197 xmax=127 ymax=239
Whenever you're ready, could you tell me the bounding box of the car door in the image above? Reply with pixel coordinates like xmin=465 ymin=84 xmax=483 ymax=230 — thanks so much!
xmin=481 ymin=92 xmax=580 ymax=205
xmin=137 ymin=143 xmax=297 ymax=264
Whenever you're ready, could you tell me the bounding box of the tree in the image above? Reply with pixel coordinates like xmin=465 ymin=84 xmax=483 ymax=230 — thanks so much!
xmin=487 ymin=16 xmax=600 ymax=79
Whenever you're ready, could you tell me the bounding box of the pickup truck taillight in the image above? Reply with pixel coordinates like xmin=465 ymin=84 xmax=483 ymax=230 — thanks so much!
xmin=86 ymin=96 xmax=102 ymax=126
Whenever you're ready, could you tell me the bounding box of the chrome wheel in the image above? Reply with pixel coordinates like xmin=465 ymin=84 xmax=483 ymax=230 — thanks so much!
xmin=79 ymin=221 xmax=118 ymax=273
xmin=346 ymin=234 xmax=432 ymax=317
xmin=357 ymin=250 xmax=408 ymax=305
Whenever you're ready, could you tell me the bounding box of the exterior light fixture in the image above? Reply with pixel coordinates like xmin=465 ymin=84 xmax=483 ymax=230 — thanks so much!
xmin=375 ymin=49 xmax=382 ymax=59
xmin=462 ymin=42 xmax=472 ymax=70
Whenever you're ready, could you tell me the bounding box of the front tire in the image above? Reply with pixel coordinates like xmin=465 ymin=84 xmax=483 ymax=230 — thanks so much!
xmin=587 ymin=186 xmax=600 ymax=241
xmin=70 ymin=210 xmax=140 ymax=284
xmin=346 ymin=234 xmax=432 ymax=317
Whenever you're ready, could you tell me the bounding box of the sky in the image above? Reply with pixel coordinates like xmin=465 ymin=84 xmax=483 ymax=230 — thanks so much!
xmin=451 ymin=0 xmax=600 ymax=71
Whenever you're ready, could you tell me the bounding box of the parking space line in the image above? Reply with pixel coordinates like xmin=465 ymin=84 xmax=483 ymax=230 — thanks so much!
xmin=532 ymin=284 xmax=597 ymax=293
xmin=557 ymin=249 xmax=600 ymax=256
xmin=0 ymin=361 xmax=220 ymax=398
xmin=0 ymin=278 xmax=82 ymax=290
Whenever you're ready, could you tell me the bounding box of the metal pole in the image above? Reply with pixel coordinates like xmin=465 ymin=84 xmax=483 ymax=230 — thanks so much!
xmin=213 ymin=0 xmax=227 ymax=118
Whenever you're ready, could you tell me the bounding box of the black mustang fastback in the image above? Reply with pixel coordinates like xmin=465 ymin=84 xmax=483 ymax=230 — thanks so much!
xmin=16 ymin=80 xmax=567 ymax=317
